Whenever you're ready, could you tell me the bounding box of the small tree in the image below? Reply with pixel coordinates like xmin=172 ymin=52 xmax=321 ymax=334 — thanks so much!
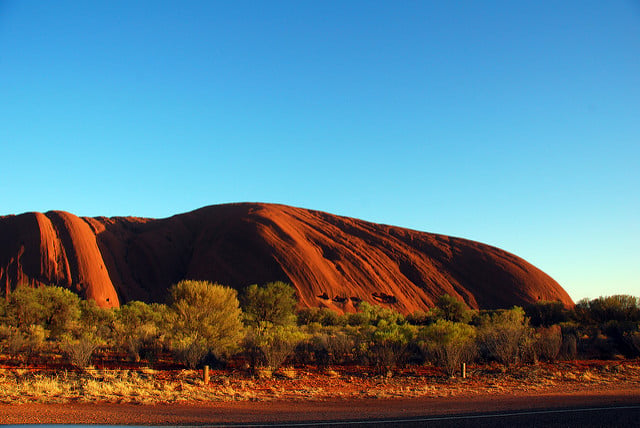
xmin=433 ymin=294 xmax=471 ymax=323
xmin=5 ymin=285 xmax=81 ymax=338
xmin=624 ymin=331 xmax=640 ymax=356
xmin=574 ymin=295 xmax=640 ymax=324
xmin=347 ymin=301 xmax=405 ymax=326
xmin=242 ymin=281 xmax=297 ymax=326
xmin=167 ymin=280 xmax=244 ymax=368
xmin=246 ymin=323 xmax=306 ymax=374
xmin=308 ymin=326 xmax=356 ymax=369
xmin=369 ymin=321 xmax=416 ymax=374
xmin=534 ymin=325 xmax=562 ymax=362
xmin=60 ymin=331 xmax=101 ymax=369
xmin=525 ymin=300 xmax=568 ymax=327
xmin=0 ymin=324 xmax=48 ymax=365
xmin=298 ymin=307 xmax=346 ymax=326
xmin=477 ymin=306 xmax=532 ymax=366
xmin=79 ymin=299 xmax=117 ymax=344
xmin=419 ymin=320 xmax=476 ymax=376
xmin=116 ymin=301 xmax=166 ymax=362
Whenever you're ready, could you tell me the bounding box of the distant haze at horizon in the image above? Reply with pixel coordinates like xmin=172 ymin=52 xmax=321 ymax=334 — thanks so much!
xmin=1 ymin=1 xmax=638 ymax=302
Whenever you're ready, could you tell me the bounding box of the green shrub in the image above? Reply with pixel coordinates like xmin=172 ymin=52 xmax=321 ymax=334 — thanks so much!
xmin=574 ymin=295 xmax=640 ymax=324
xmin=419 ymin=320 xmax=476 ymax=376
xmin=244 ymin=323 xmax=306 ymax=373
xmin=624 ymin=330 xmax=640 ymax=356
xmin=171 ymin=335 xmax=210 ymax=369
xmin=368 ymin=321 xmax=416 ymax=374
xmin=79 ymin=299 xmax=117 ymax=344
xmin=525 ymin=301 xmax=568 ymax=327
xmin=116 ymin=301 xmax=166 ymax=362
xmin=0 ymin=298 xmax=7 ymax=321
xmin=0 ymin=324 xmax=48 ymax=364
xmin=305 ymin=326 xmax=359 ymax=369
xmin=533 ymin=325 xmax=562 ymax=362
xmin=5 ymin=285 xmax=81 ymax=338
xmin=346 ymin=310 xmax=370 ymax=326
xmin=60 ymin=331 xmax=100 ymax=369
xmin=297 ymin=307 xmax=346 ymax=326
xmin=167 ymin=280 xmax=244 ymax=368
xmin=242 ymin=282 xmax=297 ymax=327
xmin=323 ymin=327 xmax=356 ymax=365
xmin=406 ymin=309 xmax=434 ymax=326
xmin=477 ymin=306 xmax=532 ymax=366
xmin=347 ymin=301 xmax=405 ymax=326
xmin=432 ymin=294 xmax=472 ymax=323
xmin=297 ymin=308 xmax=320 ymax=325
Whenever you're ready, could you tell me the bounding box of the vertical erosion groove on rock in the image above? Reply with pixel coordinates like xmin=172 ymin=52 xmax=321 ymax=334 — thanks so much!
xmin=0 ymin=203 xmax=573 ymax=311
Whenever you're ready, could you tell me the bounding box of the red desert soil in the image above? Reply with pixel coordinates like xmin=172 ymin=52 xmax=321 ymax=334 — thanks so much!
xmin=0 ymin=202 xmax=573 ymax=312
xmin=2 ymin=361 xmax=639 ymax=425
xmin=2 ymin=392 xmax=639 ymax=425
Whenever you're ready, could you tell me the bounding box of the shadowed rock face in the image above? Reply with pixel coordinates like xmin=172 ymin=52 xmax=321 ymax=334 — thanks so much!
xmin=0 ymin=203 xmax=573 ymax=312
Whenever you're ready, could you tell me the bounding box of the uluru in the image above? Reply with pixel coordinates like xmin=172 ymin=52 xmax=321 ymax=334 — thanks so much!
xmin=0 ymin=203 xmax=573 ymax=312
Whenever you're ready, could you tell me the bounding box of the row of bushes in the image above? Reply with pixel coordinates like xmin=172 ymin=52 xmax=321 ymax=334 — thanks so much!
xmin=0 ymin=282 xmax=638 ymax=376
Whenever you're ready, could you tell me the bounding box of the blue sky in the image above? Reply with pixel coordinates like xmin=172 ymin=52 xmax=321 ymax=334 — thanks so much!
xmin=1 ymin=1 xmax=638 ymax=300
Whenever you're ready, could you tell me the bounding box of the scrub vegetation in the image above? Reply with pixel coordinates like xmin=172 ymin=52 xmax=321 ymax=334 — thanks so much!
xmin=0 ymin=282 xmax=638 ymax=403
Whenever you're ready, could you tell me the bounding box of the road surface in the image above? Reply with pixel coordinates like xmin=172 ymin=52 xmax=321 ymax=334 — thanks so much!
xmin=1 ymin=390 xmax=638 ymax=426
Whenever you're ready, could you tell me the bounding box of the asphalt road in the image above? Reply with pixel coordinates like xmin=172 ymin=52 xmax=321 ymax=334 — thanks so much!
xmin=1 ymin=392 xmax=639 ymax=426
xmin=5 ymin=405 xmax=640 ymax=427
xmin=260 ymin=405 xmax=640 ymax=428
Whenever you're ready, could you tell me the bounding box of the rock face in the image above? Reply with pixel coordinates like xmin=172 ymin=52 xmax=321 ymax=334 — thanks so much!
xmin=0 ymin=203 xmax=573 ymax=312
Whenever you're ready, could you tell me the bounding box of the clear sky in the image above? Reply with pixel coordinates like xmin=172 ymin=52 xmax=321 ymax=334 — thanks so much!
xmin=1 ymin=1 xmax=638 ymax=301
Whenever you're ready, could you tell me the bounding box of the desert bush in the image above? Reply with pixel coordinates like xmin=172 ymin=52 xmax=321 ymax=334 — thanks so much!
xmin=297 ymin=307 xmax=346 ymax=326
xmin=518 ymin=325 xmax=538 ymax=364
xmin=591 ymin=333 xmax=620 ymax=359
xmin=242 ymin=281 xmax=297 ymax=327
xmin=4 ymin=286 xmax=43 ymax=327
xmin=346 ymin=310 xmax=369 ymax=326
xmin=406 ymin=309 xmax=434 ymax=326
xmin=477 ymin=306 xmax=532 ymax=366
xmin=167 ymin=280 xmax=244 ymax=368
xmin=534 ymin=325 xmax=562 ymax=362
xmin=0 ymin=325 xmax=21 ymax=355
xmin=0 ymin=324 xmax=48 ymax=364
xmin=297 ymin=308 xmax=320 ymax=325
xmin=306 ymin=333 xmax=331 ymax=368
xmin=244 ymin=323 xmax=306 ymax=373
xmin=116 ymin=301 xmax=166 ymax=362
xmin=432 ymin=294 xmax=472 ymax=323
xmin=61 ymin=332 xmax=100 ymax=369
xmin=419 ymin=320 xmax=476 ymax=376
xmin=574 ymin=295 xmax=640 ymax=325
xmin=573 ymin=325 xmax=622 ymax=359
xmin=368 ymin=321 xmax=416 ymax=373
xmin=624 ymin=331 xmax=640 ymax=356
xmin=347 ymin=301 xmax=405 ymax=327
xmin=557 ymin=322 xmax=579 ymax=360
xmin=560 ymin=333 xmax=578 ymax=360
xmin=5 ymin=285 xmax=81 ymax=338
xmin=525 ymin=300 xmax=569 ymax=327
xmin=306 ymin=327 xmax=357 ymax=368
xmin=171 ymin=335 xmax=210 ymax=369
xmin=324 ymin=328 xmax=357 ymax=365
xmin=0 ymin=298 xmax=7 ymax=321
xmin=79 ymin=299 xmax=117 ymax=342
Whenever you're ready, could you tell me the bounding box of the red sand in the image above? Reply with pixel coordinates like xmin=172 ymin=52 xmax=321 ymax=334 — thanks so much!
xmin=0 ymin=203 xmax=573 ymax=311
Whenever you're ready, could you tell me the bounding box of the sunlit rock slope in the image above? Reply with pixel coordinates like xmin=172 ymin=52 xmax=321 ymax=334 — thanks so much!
xmin=0 ymin=203 xmax=573 ymax=312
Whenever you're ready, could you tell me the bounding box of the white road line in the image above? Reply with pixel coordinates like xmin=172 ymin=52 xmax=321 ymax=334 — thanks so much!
xmin=210 ymin=405 xmax=640 ymax=427
xmin=6 ymin=406 xmax=640 ymax=428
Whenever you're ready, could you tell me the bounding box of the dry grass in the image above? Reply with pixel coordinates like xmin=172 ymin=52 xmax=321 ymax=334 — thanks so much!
xmin=0 ymin=361 xmax=638 ymax=405
xmin=0 ymin=368 xmax=259 ymax=404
